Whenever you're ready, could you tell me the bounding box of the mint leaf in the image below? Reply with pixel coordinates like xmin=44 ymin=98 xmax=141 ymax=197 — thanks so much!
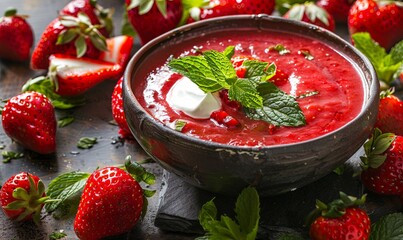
xmin=198 ymin=187 xmax=260 ymax=240
xmin=235 ymin=187 xmax=260 ymax=240
xmin=370 ymin=213 xmax=403 ymax=240
xmin=352 ymin=33 xmax=403 ymax=84
xmin=49 ymin=231 xmax=67 ymax=240
xmin=245 ymin=82 xmax=306 ymax=127
xmin=203 ymin=49 xmax=236 ymax=86
xmin=45 ymin=171 xmax=90 ymax=212
xmin=168 ymin=56 xmax=223 ymax=92
xmin=125 ymin=156 xmax=156 ymax=185
xmin=229 ymin=79 xmax=263 ymax=109
xmin=2 ymin=151 xmax=24 ymax=163
xmin=58 ymin=116 xmax=74 ymax=128
xmin=77 ymin=137 xmax=97 ymax=149
xmin=223 ymin=46 xmax=235 ymax=59
xmin=243 ymin=60 xmax=276 ymax=82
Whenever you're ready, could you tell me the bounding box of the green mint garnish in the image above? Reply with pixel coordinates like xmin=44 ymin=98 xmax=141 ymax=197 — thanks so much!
xmin=352 ymin=32 xmax=403 ymax=85
xmin=174 ymin=120 xmax=187 ymax=132
xmin=45 ymin=171 xmax=91 ymax=212
xmin=49 ymin=231 xmax=67 ymax=240
xmin=77 ymin=137 xmax=97 ymax=149
xmin=269 ymin=44 xmax=291 ymax=55
xmin=168 ymin=46 xmax=306 ymax=127
xmin=370 ymin=213 xmax=403 ymax=239
xmin=58 ymin=116 xmax=75 ymax=128
xmin=198 ymin=187 xmax=260 ymax=240
xmin=2 ymin=151 xmax=24 ymax=163
xmin=299 ymin=49 xmax=314 ymax=60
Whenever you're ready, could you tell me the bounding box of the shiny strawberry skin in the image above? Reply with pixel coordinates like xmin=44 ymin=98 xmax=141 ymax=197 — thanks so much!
xmin=112 ymin=77 xmax=134 ymax=139
xmin=374 ymin=94 xmax=403 ymax=136
xmin=348 ymin=0 xmax=403 ymax=50
xmin=361 ymin=136 xmax=403 ymax=195
xmin=125 ymin=0 xmax=183 ymax=44
xmin=0 ymin=11 xmax=34 ymax=62
xmin=310 ymin=207 xmax=370 ymax=240
xmin=0 ymin=173 xmax=43 ymax=220
xmin=316 ymin=0 xmax=355 ymax=22
xmin=1 ymin=92 xmax=56 ymax=154
xmin=74 ymin=167 xmax=144 ymax=240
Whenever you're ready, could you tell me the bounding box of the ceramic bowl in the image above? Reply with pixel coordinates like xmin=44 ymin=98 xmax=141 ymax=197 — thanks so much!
xmin=123 ymin=15 xmax=379 ymax=196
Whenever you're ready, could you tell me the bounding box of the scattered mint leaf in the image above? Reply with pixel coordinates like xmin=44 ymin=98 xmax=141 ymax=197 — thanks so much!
xmin=77 ymin=137 xmax=97 ymax=149
xmin=45 ymin=171 xmax=90 ymax=212
xmin=352 ymin=33 xmax=403 ymax=85
xmin=203 ymin=49 xmax=237 ymax=86
xmin=2 ymin=151 xmax=24 ymax=163
xmin=198 ymin=187 xmax=260 ymax=240
xmin=22 ymin=76 xmax=85 ymax=109
xmin=245 ymin=82 xmax=306 ymax=127
xmin=49 ymin=231 xmax=67 ymax=240
xmin=175 ymin=120 xmax=187 ymax=132
xmin=299 ymin=49 xmax=314 ymax=60
xmin=269 ymin=44 xmax=291 ymax=55
xmin=229 ymin=79 xmax=263 ymax=108
xmin=168 ymin=56 xmax=223 ymax=92
xmin=370 ymin=213 xmax=403 ymax=240
xmin=58 ymin=116 xmax=74 ymax=128
xmin=125 ymin=156 xmax=156 ymax=185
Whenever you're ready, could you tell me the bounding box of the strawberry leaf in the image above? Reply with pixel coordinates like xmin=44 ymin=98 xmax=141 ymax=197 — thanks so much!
xmin=45 ymin=171 xmax=90 ymax=212
xmin=370 ymin=213 xmax=403 ymax=240
xmin=121 ymin=10 xmax=137 ymax=37
xmin=138 ymin=0 xmax=154 ymax=15
xmin=75 ymin=35 xmax=87 ymax=58
xmin=155 ymin=0 xmax=167 ymax=17
xmin=56 ymin=29 xmax=78 ymax=45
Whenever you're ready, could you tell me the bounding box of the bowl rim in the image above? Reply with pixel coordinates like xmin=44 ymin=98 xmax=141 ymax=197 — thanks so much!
xmin=123 ymin=14 xmax=379 ymax=151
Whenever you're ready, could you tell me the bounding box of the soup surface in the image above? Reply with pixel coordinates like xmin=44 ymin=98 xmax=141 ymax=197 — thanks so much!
xmin=136 ymin=30 xmax=364 ymax=146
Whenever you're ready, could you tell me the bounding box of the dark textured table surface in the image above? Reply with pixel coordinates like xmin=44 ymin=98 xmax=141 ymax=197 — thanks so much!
xmin=0 ymin=1 xmax=401 ymax=240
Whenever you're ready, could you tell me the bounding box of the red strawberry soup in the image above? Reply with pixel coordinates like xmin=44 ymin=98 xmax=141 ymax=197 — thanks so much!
xmin=135 ymin=30 xmax=364 ymax=147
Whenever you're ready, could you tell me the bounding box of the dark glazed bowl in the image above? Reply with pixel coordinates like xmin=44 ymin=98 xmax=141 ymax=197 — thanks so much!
xmin=123 ymin=15 xmax=379 ymax=196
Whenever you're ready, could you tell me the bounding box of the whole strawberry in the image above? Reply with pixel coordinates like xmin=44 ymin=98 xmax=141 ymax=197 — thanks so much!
xmin=74 ymin=166 xmax=144 ymax=240
xmin=0 ymin=8 xmax=34 ymax=62
xmin=360 ymin=128 xmax=403 ymax=195
xmin=112 ymin=77 xmax=134 ymax=139
xmin=0 ymin=172 xmax=49 ymax=224
xmin=125 ymin=0 xmax=183 ymax=45
xmin=316 ymin=0 xmax=356 ymax=22
xmin=348 ymin=0 xmax=403 ymax=50
xmin=374 ymin=89 xmax=403 ymax=136
xmin=284 ymin=2 xmax=335 ymax=32
xmin=1 ymin=91 xmax=57 ymax=154
xmin=30 ymin=12 xmax=108 ymax=70
xmin=309 ymin=192 xmax=370 ymax=240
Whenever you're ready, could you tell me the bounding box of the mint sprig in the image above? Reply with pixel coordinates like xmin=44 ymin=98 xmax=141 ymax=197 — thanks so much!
xmin=197 ymin=187 xmax=260 ymax=240
xmin=352 ymin=32 xmax=403 ymax=86
xmin=168 ymin=46 xmax=306 ymax=127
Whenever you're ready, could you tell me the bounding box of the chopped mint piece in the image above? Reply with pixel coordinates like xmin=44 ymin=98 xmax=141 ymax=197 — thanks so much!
xmin=77 ymin=137 xmax=97 ymax=149
xmin=2 ymin=151 xmax=24 ymax=163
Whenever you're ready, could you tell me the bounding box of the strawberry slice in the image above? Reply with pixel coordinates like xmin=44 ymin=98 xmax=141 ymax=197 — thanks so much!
xmin=210 ymin=110 xmax=240 ymax=128
xmin=49 ymin=54 xmax=121 ymax=96
xmin=99 ymin=35 xmax=134 ymax=68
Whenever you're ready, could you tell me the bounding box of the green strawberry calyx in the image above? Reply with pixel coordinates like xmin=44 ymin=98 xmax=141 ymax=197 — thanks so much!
xmin=57 ymin=13 xmax=108 ymax=58
xmin=3 ymin=173 xmax=56 ymax=225
xmin=360 ymin=128 xmax=396 ymax=170
xmin=306 ymin=192 xmax=367 ymax=226
xmin=287 ymin=2 xmax=331 ymax=26
xmin=127 ymin=0 xmax=168 ymax=17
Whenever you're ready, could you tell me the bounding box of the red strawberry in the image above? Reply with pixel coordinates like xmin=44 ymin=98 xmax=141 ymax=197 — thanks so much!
xmin=112 ymin=77 xmax=134 ymax=139
xmin=125 ymin=0 xmax=183 ymax=45
xmin=348 ymin=0 xmax=403 ymax=50
xmin=1 ymin=91 xmax=56 ymax=154
xmin=59 ymin=0 xmax=113 ymax=37
xmin=99 ymin=35 xmax=134 ymax=68
xmin=284 ymin=2 xmax=336 ymax=32
xmin=0 ymin=8 xmax=34 ymax=62
xmin=210 ymin=110 xmax=240 ymax=128
xmin=219 ymin=89 xmax=241 ymax=110
xmin=0 ymin=172 xmax=49 ymax=224
xmin=74 ymin=167 xmax=144 ymax=240
xmin=30 ymin=13 xmax=108 ymax=70
xmin=48 ymin=54 xmax=122 ymax=96
xmin=186 ymin=0 xmax=275 ymax=23
xmin=360 ymin=128 xmax=403 ymax=195
xmin=309 ymin=192 xmax=370 ymax=240
xmin=374 ymin=89 xmax=403 ymax=136
xmin=316 ymin=0 xmax=356 ymax=22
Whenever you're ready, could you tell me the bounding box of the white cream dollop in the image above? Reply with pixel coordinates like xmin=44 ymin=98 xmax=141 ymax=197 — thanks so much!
xmin=166 ymin=77 xmax=221 ymax=119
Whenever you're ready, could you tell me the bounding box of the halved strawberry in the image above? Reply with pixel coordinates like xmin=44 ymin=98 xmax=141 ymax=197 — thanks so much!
xmin=49 ymin=54 xmax=121 ymax=96
xmin=99 ymin=35 xmax=134 ymax=69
